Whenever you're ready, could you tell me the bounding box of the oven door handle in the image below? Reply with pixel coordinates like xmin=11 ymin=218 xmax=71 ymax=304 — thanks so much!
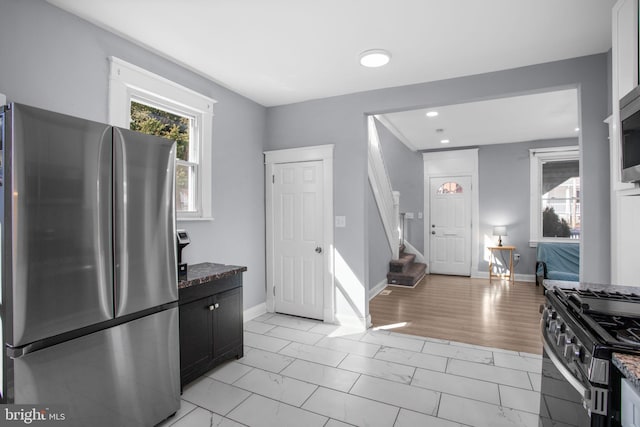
xmin=542 ymin=332 xmax=588 ymax=398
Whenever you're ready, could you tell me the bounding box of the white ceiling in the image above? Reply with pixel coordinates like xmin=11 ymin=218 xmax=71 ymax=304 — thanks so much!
xmin=377 ymin=89 xmax=580 ymax=151
xmin=47 ymin=0 xmax=614 ymax=108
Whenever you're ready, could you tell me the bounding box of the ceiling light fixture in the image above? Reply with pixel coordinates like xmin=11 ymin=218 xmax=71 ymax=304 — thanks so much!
xmin=440 ymin=139 xmax=450 ymax=144
xmin=359 ymin=49 xmax=391 ymax=68
xmin=575 ymin=127 xmax=580 ymax=132
xmin=426 ymin=111 xmax=439 ymax=118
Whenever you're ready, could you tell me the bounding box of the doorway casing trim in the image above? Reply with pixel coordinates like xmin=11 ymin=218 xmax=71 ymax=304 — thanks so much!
xmin=423 ymin=149 xmax=480 ymax=278
xmin=264 ymin=144 xmax=335 ymax=323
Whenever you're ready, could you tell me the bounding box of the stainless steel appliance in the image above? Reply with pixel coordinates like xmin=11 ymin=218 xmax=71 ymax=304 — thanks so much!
xmin=620 ymin=87 xmax=640 ymax=183
xmin=0 ymin=103 xmax=180 ymax=426
xmin=539 ymin=287 xmax=640 ymax=426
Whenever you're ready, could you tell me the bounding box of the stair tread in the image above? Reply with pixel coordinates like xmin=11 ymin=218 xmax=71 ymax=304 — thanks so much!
xmin=389 ymin=253 xmax=416 ymax=273
xmin=388 ymin=262 xmax=426 ymax=278
xmin=386 ymin=261 xmax=427 ymax=286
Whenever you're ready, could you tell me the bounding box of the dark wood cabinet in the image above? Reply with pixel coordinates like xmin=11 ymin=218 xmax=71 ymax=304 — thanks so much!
xmin=178 ymin=270 xmax=244 ymax=388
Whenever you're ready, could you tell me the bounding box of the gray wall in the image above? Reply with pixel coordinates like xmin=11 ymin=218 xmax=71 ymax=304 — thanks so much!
xmin=376 ymin=120 xmax=424 ymax=254
xmin=0 ymin=0 xmax=267 ymax=310
xmin=266 ymin=53 xmax=610 ymax=323
xmin=478 ymin=138 xmax=579 ymax=275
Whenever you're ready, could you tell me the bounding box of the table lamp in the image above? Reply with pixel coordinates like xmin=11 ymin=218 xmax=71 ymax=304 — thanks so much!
xmin=493 ymin=226 xmax=507 ymax=247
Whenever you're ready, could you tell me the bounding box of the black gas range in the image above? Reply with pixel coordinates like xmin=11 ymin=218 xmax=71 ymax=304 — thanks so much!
xmin=540 ymin=286 xmax=640 ymax=427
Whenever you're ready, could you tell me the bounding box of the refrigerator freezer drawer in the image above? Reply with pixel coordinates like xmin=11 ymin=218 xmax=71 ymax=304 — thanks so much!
xmin=12 ymin=308 xmax=180 ymax=427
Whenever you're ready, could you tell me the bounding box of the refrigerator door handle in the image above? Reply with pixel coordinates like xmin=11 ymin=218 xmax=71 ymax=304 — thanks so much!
xmin=6 ymin=345 xmax=28 ymax=359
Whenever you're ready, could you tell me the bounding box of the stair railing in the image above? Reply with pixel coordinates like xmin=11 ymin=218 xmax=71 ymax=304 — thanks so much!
xmin=367 ymin=116 xmax=400 ymax=260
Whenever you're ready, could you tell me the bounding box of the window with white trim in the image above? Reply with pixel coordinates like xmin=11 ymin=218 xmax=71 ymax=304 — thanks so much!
xmin=529 ymin=146 xmax=580 ymax=245
xmin=108 ymin=57 xmax=215 ymax=219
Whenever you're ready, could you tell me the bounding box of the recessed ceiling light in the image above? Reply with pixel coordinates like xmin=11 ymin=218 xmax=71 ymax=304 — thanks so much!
xmin=359 ymin=49 xmax=391 ymax=68
xmin=440 ymin=139 xmax=450 ymax=144
xmin=426 ymin=111 xmax=439 ymax=118
xmin=574 ymin=127 xmax=580 ymax=132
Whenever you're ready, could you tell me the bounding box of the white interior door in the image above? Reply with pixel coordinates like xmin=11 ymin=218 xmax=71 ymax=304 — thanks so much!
xmin=429 ymin=176 xmax=472 ymax=276
xmin=272 ymin=161 xmax=324 ymax=320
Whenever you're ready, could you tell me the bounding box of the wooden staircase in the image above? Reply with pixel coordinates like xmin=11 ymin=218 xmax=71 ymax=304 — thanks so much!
xmin=387 ymin=247 xmax=427 ymax=287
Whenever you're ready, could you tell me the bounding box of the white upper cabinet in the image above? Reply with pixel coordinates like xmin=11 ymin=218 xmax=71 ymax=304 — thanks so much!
xmin=613 ymin=0 xmax=638 ymax=101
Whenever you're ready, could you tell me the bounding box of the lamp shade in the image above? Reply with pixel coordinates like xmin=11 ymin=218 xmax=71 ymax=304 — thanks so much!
xmin=493 ymin=226 xmax=507 ymax=236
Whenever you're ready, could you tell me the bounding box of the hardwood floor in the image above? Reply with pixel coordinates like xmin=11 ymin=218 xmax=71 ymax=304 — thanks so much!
xmin=369 ymin=274 xmax=546 ymax=354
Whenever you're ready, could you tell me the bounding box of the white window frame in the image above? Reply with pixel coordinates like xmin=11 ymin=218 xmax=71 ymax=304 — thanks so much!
xmin=108 ymin=56 xmax=215 ymax=220
xmin=529 ymin=146 xmax=580 ymax=246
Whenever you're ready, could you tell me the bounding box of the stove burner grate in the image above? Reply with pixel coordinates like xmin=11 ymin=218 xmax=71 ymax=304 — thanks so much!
xmin=572 ymin=289 xmax=640 ymax=302
xmin=615 ymin=328 xmax=640 ymax=344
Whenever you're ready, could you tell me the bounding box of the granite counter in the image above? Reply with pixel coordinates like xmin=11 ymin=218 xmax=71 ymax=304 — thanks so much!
xmin=178 ymin=262 xmax=247 ymax=290
xmin=614 ymin=353 xmax=640 ymax=394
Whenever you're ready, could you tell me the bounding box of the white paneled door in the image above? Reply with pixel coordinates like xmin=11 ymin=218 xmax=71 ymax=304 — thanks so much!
xmin=429 ymin=176 xmax=472 ymax=276
xmin=272 ymin=161 xmax=324 ymax=320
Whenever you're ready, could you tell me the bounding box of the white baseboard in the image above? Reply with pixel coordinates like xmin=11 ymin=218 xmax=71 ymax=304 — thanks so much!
xmin=369 ymin=279 xmax=389 ymax=300
xmin=244 ymin=302 xmax=267 ymax=322
xmin=471 ymin=271 xmax=536 ymax=283
xmin=403 ymin=241 xmax=425 ymax=264
xmin=334 ymin=313 xmax=369 ymax=331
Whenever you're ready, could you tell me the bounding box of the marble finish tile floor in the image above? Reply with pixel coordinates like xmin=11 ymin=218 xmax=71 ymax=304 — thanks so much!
xmin=159 ymin=313 xmax=543 ymax=427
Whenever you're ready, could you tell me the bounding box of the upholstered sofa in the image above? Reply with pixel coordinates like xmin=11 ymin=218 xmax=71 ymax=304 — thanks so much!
xmin=535 ymin=242 xmax=580 ymax=288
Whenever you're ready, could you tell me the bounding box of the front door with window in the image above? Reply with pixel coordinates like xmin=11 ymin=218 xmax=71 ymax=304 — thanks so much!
xmin=429 ymin=176 xmax=472 ymax=276
xmin=272 ymin=161 xmax=324 ymax=320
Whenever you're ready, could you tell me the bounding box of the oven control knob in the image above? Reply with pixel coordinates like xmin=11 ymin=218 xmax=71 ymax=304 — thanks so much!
xmin=572 ymin=344 xmax=585 ymax=363
xmin=562 ymin=336 xmax=575 ymax=357
xmin=548 ymin=319 xmax=557 ymax=333
xmin=557 ymin=333 xmax=567 ymax=346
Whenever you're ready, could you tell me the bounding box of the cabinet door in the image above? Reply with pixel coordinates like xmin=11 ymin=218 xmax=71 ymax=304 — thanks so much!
xmin=179 ymin=297 xmax=212 ymax=380
xmin=212 ymin=287 xmax=243 ymax=360
xmin=614 ymin=0 xmax=639 ymax=100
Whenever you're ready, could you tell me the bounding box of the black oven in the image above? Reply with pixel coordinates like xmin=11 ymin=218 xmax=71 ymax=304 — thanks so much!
xmin=537 ymin=287 xmax=640 ymax=427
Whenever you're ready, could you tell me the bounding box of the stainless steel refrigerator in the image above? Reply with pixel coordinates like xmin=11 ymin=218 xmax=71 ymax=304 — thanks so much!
xmin=0 ymin=103 xmax=180 ymax=426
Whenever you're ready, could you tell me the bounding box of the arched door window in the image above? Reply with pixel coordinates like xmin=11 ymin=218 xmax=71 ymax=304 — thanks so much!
xmin=436 ymin=182 xmax=463 ymax=194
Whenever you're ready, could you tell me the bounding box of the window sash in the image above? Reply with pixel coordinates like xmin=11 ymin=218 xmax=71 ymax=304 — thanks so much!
xmin=529 ymin=146 xmax=580 ymax=245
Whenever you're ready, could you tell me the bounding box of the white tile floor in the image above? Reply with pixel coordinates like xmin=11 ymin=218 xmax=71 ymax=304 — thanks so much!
xmin=159 ymin=313 xmax=543 ymax=427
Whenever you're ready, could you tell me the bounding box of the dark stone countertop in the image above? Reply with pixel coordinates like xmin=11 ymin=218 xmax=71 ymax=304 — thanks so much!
xmin=614 ymin=353 xmax=640 ymax=393
xmin=544 ymin=280 xmax=640 ymax=295
xmin=178 ymin=262 xmax=247 ymax=290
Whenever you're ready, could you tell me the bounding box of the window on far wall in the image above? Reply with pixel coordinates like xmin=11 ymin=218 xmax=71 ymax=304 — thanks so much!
xmin=529 ymin=147 xmax=580 ymax=245
xmin=108 ymin=57 xmax=216 ymax=219
xmin=130 ymin=101 xmax=197 ymax=212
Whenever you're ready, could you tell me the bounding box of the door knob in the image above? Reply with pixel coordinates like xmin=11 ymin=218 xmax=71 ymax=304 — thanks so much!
xmin=315 ymin=246 xmax=322 ymax=253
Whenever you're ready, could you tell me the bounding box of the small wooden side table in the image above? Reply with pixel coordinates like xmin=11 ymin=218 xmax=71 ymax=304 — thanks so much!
xmin=488 ymin=245 xmax=515 ymax=282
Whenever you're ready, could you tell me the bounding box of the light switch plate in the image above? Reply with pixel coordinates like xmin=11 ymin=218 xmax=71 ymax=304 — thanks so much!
xmin=405 ymin=212 xmax=414 ymax=219
xmin=418 ymin=212 xmax=423 ymax=219
xmin=335 ymin=216 xmax=346 ymax=228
